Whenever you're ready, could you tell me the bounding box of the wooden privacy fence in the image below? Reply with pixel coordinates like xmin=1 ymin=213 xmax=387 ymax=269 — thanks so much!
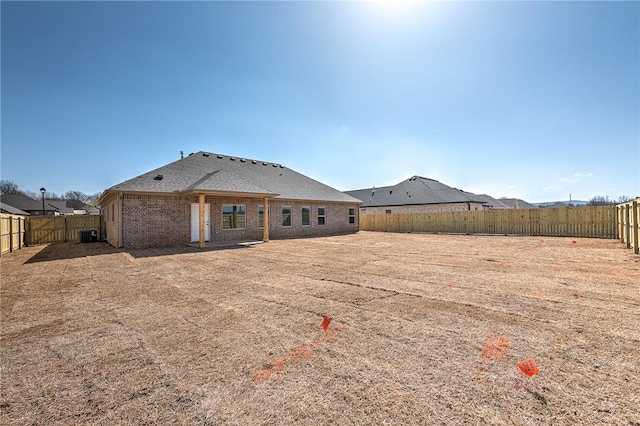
xmin=26 ymin=215 xmax=102 ymax=245
xmin=617 ymin=198 xmax=640 ymax=254
xmin=359 ymin=206 xmax=618 ymax=239
xmin=1 ymin=214 xmax=27 ymax=256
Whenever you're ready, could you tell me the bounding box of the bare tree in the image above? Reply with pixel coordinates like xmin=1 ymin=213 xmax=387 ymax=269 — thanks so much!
xmin=0 ymin=180 xmax=20 ymax=194
xmin=587 ymin=195 xmax=614 ymax=206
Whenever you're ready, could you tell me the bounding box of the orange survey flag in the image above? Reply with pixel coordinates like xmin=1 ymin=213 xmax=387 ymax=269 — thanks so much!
xmin=518 ymin=358 xmax=539 ymax=377
xmin=321 ymin=315 xmax=331 ymax=332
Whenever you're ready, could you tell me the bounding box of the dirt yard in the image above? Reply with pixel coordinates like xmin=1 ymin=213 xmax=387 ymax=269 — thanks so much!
xmin=1 ymin=232 xmax=639 ymax=425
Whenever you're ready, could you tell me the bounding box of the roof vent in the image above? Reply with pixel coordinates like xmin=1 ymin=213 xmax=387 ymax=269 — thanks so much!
xmin=263 ymin=162 xmax=268 ymax=166
xmin=252 ymin=160 xmax=257 ymax=164
xmin=279 ymin=165 xmax=284 ymax=168
xmin=240 ymin=158 xmax=246 ymax=162
xmin=272 ymin=164 xmax=278 ymax=167
xmin=217 ymin=155 xmax=223 ymax=159
xmin=154 ymin=175 xmax=164 ymax=181
xmin=202 ymin=153 xmax=210 ymax=157
xmin=230 ymin=157 xmax=236 ymax=161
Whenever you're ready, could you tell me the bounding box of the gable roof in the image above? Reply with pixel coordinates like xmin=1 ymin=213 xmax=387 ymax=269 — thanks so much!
xmin=498 ymin=198 xmax=537 ymax=209
xmin=100 ymin=151 xmax=360 ymax=204
xmin=0 ymin=193 xmax=47 ymax=212
xmin=0 ymin=202 xmax=30 ymax=215
xmin=345 ymin=176 xmax=486 ymax=207
xmin=472 ymin=194 xmax=512 ymax=209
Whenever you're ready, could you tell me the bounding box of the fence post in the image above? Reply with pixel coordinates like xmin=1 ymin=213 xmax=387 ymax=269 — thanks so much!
xmin=633 ymin=201 xmax=639 ymax=255
xmin=624 ymin=204 xmax=631 ymax=249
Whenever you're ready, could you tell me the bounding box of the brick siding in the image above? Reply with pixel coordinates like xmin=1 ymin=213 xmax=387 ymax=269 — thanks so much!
xmin=110 ymin=194 xmax=359 ymax=248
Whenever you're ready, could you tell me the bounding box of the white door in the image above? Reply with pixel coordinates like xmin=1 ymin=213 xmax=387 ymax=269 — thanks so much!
xmin=191 ymin=203 xmax=211 ymax=242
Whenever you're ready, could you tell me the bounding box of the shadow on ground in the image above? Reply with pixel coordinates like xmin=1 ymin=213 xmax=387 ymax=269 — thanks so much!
xmin=24 ymin=242 xmax=120 ymax=263
xmin=23 ymin=241 xmax=256 ymax=263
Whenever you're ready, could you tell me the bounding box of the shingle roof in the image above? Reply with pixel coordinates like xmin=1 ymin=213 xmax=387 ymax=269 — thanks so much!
xmin=102 ymin=151 xmax=360 ymax=204
xmin=345 ymin=176 xmax=486 ymax=207
xmin=0 ymin=202 xmax=30 ymax=215
xmin=499 ymin=198 xmax=537 ymax=209
xmin=0 ymin=193 xmax=45 ymax=211
xmin=472 ymin=194 xmax=512 ymax=209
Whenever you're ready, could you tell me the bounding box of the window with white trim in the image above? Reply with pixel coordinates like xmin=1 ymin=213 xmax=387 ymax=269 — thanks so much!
xmin=317 ymin=207 xmax=326 ymax=226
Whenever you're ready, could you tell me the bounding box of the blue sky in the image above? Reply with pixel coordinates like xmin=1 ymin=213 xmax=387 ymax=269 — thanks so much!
xmin=2 ymin=1 xmax=638 ymax=202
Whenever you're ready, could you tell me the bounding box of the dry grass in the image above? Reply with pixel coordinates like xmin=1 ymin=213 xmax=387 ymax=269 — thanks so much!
xmin=1 ymin=232 xmax=639 ymax=425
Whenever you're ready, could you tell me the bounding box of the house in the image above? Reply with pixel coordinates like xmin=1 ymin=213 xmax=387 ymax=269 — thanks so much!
xmin=0 ymin=202 xmax=30 ymax=215
xmin=497 ymin=198 xmax=537 ymax=209
xmin=0 ymin=193 xmax=57 ymax=216
xmin=97 ymin=151 xmax=361 ymax=249
xmin=345 ymin=176 xmax=487 ymax=214
xmin=471 ymin=194 xmax=512 ymax=210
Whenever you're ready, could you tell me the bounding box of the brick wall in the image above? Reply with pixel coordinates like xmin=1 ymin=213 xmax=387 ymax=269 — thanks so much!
xmin=122 ymin=194 xmax=191 ymax=249
xmin=360 ymin=202 xmax=486 ymax=215
xmin=114 ymin=193 xmax=359 ymax=248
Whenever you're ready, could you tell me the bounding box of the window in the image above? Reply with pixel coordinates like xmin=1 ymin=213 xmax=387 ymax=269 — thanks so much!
xmin=258 ymin=205 xmax=264 ymax=228
xmin=222 ymin=205 xmax=246 ymax=229
xmin=349 ymin=208 xmax=356 ymax=224
xmin=317 ymin=207 xmax=326 ymax=226
xmin=282 ymin=206 xmax=292 ymax=227
xmin=385 ymin=209 xmax=392 ymax=214
xmin=111 ymin=204 xmax=115 ymax=222
xmin=302 ymin=207 xmax=311 ymax=226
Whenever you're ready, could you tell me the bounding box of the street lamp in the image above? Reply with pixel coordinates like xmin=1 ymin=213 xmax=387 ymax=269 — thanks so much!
xmin=40 ymin=187 xmax=46 ymax=216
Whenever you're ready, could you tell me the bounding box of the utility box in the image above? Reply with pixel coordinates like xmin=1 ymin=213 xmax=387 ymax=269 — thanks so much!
xmin=79 ymin=230 xmax=95 ymax=243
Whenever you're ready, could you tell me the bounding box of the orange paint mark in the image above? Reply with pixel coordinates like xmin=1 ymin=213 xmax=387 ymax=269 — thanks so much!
xmin=534 ymin=291 xmax=546 ymax=299
xmin=254 ymin=320 xmax=347 ymax=383
xmin=482 ymin=334 xmax=510 ymax=362
xmin=573 ymin=293 xmax=580 ymax=299
xmin=253 ymin=368 xmax=272 ymax=383
xmin=572 ymin=240 xmax=577 ymax=245
xmin=518 ymin=358 xmax=539 ymax=377
xmin=448 ymin=281 xmax=458 ymax=288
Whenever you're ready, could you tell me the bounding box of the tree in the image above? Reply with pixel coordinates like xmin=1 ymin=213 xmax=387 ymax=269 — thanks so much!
xmin=64 ymin=190 xmax=91 ymax=209
xmin=616 ymin=195 xmax=634 ymax=204
xmin=0 ymin=180 xmax=19 ymax=194
xmin=587 ymin=195 xmax=614 ymax=206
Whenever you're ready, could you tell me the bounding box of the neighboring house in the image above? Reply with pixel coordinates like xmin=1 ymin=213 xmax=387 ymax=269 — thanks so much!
xmin=498 ymin=198 xmax=537 ymax=209
xmin=97 ymin=151 xmax=361 ymax=249
xmin=472 ymin=194 xmax=512 ymax=210
xmin=44 ymin=200 xmax=76 ymax=215
xmin=0 ymin=193 xmax=57 ymax=216
xmin=0 ymin=202 xmax=30 ymax=215
xmin=345 ymin=176 xmax=487 ymax=214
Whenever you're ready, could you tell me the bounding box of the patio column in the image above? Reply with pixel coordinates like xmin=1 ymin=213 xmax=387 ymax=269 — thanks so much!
xmin=263 ymin=197 xmax=269 ymax=242
xmin=199 ymin=193 xmax=206 ymax=248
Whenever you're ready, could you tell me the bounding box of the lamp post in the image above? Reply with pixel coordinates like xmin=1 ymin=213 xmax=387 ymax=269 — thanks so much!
xmin=40 ymin=187 xmax=46 ymax=216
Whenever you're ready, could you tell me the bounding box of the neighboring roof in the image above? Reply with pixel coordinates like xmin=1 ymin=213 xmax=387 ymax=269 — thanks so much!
xmin=345 ymin=176 xmax=486 ymax=207
xmin=0 ymin=202 xmax=30 ymax=215
xmin=499 ymin=198 xmax=537 ymax=209
xmin=100 ymin=151 xmax=361 ymax=204
xmin=473 ymin=194 xmax=512 ymax=209
xmin=44 ymin=200 xmax=75 ymax=214
xmin=0 ymin=193 xmax=49 ymax=212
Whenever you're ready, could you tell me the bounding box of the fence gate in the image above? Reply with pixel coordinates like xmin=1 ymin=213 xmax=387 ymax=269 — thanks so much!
xmin=27 ymin=215 xmax=102 ymax=245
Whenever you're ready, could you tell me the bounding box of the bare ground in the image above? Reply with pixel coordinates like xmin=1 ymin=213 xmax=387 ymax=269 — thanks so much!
xmin=1 ymin=232 xmax=639 ymax=425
